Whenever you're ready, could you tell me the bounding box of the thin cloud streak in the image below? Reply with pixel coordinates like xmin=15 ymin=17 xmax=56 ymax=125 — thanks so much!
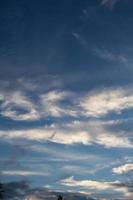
xmin=1 ymin=170 xmax=50 ymax=176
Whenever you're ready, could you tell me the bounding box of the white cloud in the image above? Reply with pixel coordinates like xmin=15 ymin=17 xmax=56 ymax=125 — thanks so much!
xmin=60 ymin=176 xmax=114 ymax=190
xmin=2 ymin=170 xmax=49 ymax=176
xmin=40 ymin=90 xmax=76 ymax=117
xmin=60 ymin=176 xmax=133 ymax=197
xmin=95 ymin=133 xmax=132 ymax=148
xmin=0 ymin=126 xmax=90 ymax=145
xmin=80 ymin=88 xmax=133 ymax=117
xmin=113 ymin=163 xmax=133 ymax=174
xmin=0 ymin=91 xmax=40 ymax=121
xmin=1 ymin=86 xmax=133 ymax=121
xmin=0 ymin=90 xmax=76 ymax=121
xmin=0 ymin=120 xmax=132 ymax=148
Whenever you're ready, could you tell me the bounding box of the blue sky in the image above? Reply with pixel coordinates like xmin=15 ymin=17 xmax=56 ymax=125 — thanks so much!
xmin=0 ymin=0 xmax=133 ymax=199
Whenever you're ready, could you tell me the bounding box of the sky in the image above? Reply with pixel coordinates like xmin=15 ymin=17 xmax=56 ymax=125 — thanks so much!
xmin=0 ymin=0 xmax=133 ymax=199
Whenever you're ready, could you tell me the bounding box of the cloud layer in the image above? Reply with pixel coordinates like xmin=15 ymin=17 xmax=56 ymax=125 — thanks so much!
xmin=60 ymin=176 xmax=133 ymax=197
xmin=0 ymin=120 xmax=132 ymax=148
xmin=1 ymin=87 xmax=133 ymax=120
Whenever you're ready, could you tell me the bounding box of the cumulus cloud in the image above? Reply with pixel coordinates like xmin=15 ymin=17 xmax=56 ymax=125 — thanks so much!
xmin=113 ymin=163 xmax=133 ymax=174
xmin=80 ymin=88 xmax=133 ymax=117
xmin=0 ymin=120 xmax=132 ymax=148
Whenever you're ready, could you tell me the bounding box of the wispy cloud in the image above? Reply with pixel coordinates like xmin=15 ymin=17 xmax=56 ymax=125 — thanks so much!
xmin=1 ymin=170 xmax=49 ymax=176
xmin=0 ymin=120 xmax=132 ymax=148
xmin=30 ymin=144 xmax=102 ymax=163
xmin=0 ymin=91 xmax=40 ymax=121
xmin=61 ymin=176 xmax=114 ymax=190
xmin=113 ymin=163 xmax=133 ymax=174
xmin=101 ymin=0 xmax=120 ymax=10
xmin=62 ymin=165 xmax=96 ymax=175
xmin=60 ymin=176 xmax=133 ymax=197
xmin=80 ymin=88 xmax=133 ymax=117
xmin=92 ymin=47 xmax=128 ymax=64
xmin=40 ymin=90 xmax=76 ymax=117
xmin=1 ymin=83 xmax=133 ymax=122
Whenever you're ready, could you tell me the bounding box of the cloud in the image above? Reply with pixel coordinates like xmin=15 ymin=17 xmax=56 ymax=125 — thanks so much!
xmin=1 ymin=85 xmax=133 ymax=121
xmin=60 ymin=176 xmax=133 ymax=197
xmin=113 ymin=163 xmax=133 ymax=174
xmin=80 ymin=88 xmax=133 ymax=117
xmin=60 ymin=176 xmax=114 ymax=190
xmin=92 ymin=47 xmax=127 ymax=64
xmin=30 ymin=144 xmax=101 ymax=163
xmin=0 ymin=91 xmax=40 ymax=121
xmin=40 ymin=90 xmax=76 ymax=117
xmin=1 ymin=170 xmax=49 ymax=176
xmin=0 ymin=120 xmax=132 ymax=148
xmin=62 ymin=165 xmax=95 ymax=175
xmin=0 ymin=89 xmax=77 ymax=121
xmin=72 ymin=32 xmax=90 ymax=51
xmin=101 ymin=0 xmax=119 ymax=9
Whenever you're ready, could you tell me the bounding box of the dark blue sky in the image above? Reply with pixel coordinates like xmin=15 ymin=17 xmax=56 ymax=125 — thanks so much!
xmin=0 ymin=0 xmax=133 ymax=199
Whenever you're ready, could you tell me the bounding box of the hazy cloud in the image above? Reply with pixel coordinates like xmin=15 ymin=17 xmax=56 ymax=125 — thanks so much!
xmin=101 ymin=0 xmax=119 ymax=9
xmin=92 ymin=47 xmax=127 ymax=64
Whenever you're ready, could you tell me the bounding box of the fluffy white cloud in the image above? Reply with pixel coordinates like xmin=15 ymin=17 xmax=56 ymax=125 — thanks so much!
xmin=80 ymin=88 xmax=133 ymax=117
xmin=113 ymin=163 xmax=133 ymax=174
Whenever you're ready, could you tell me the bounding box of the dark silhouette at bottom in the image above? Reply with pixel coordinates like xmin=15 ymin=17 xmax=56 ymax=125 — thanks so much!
xmin=0 ymin=183 xmax=4 ymax=199
xmin=58 ymin=195 xmax=63 ymax=200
